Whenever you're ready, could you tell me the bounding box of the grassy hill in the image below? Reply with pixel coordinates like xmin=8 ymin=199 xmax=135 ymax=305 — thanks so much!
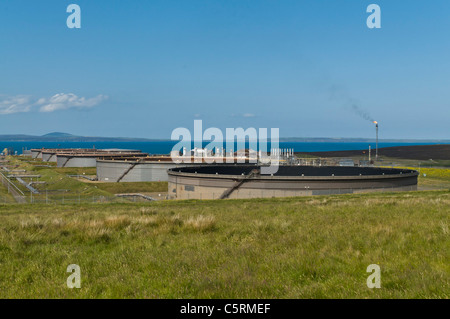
xmin=0 ymin=190 xmax=448 ymax=298
xmin=299 ymin=144 xmax=450 ymax=162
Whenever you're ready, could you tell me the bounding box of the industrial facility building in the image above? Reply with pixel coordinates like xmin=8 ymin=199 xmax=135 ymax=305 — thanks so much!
xmin=167 ymin=165 xmax=419 ymax=200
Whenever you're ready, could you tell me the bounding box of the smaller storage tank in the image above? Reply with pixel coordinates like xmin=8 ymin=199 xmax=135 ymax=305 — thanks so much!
xmin=96 ymin=157 xmax=189 ymax=182
xmin=56 ymin=152 xmax=147 ymax=168
xmin=96 ymin=156 xmax=250 ymax=182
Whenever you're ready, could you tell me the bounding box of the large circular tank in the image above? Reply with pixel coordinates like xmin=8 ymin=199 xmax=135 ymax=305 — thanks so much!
xmin=36 ymin=148 xmax=95 ymax=162
xmin=96 ymin=156 xmax=241 ymax=182
xmin=33 ymin=148 xmax=144 ymax=164
xmin=57 ymin=152 xmax=146 ymax=168
xmin=167 ymin=165 xmax=419 ymax=200
xmin=42 ymin=149 xmax=76 ymax=162
xmin=96 ymin=157 xmax=188 ymax=182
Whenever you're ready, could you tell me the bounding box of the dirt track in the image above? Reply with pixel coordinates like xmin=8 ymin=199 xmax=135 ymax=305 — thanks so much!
xmin=301 ymin=144 xmax=450 ymax=160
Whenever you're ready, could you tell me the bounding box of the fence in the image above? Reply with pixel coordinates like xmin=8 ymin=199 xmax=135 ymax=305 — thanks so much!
xmin=0 ymin=171 xmax=134 ymax=204
xmin=0 ymin=192 xmax=152 ymax=205
xmin=0 ymin=195 xmax=15 ymax=204
xmin=0 ymin=171 xmax=27 ymax=203
xmin=26 ymin=195 xmax=126 ymax=205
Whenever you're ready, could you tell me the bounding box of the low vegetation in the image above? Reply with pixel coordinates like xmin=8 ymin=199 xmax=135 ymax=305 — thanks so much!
xmin=1 ymin=155 xmax=448 ymax=298
xmin=93 ymin=182 xmax=168 ymax=194
xmin=52 ymin=167 xmax=97 ymax=176
xmin=0 ymin=183 xmax=15 ymax=203
xmin=405 ymin=167 xmax=450 ymax=180
xmin=0 ymin=190 xmax=448 ymax=298
xmin=4 ymin=157 xmax=167 ymax=200
xmin=395 ymin=167 xmax=450 ymax=190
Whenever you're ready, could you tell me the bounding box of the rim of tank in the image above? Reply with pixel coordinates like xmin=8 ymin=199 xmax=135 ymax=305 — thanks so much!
xmin=33 ymin=148 xmax=94 ymax=152
xmin=96 ymin=156 xmax=172 ymax=162
xmin=55 ymin=152 xmax=148 ymax=158
xmin=96 ymin=156 xmax=255 ymax=163
xmin=36 ymin=148 xmax=142 ymax=154
xmin=167 ymin=164 xmax=419 ymax=181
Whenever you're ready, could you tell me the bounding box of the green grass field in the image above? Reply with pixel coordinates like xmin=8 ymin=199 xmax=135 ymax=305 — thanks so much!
xmin=5 ymin=157 xmax=108 ymax=196
xmin=1 ymin=156 xmax=448 ymax=298
xmin=3 ymin=157 xmax=167 ymax=200
xmin=394 ymin=166 xmax=450 ymax=190
xmin=93 ymin=181 xmax=168 ymax=194
xmin=0 ymin=190 xmax=448 ymax=298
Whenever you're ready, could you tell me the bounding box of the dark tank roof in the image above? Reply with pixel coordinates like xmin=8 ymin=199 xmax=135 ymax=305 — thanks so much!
xmin=170 ymin=165 xmax=417 ymax=177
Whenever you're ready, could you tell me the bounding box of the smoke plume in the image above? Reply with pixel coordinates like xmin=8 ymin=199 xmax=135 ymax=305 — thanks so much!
xmin=350 ymin=104 xmax=374 ymax=122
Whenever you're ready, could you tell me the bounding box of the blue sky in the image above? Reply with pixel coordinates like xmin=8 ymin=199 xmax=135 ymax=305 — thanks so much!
xmin=0 ymin=0 xmax=449 ymax=139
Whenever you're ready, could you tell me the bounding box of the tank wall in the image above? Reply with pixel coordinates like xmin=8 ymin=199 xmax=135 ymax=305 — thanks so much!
xmin=169 ymin=181 xmax=418 ymax=200
xmin=96 ymin=161 xmax=127 ymax=182
xmin=42 ymin=153 xmax=58 ymax=162
xmin=96 ymin=161 xmax=180 ymax=182
xmin=168 ymin=182 xmax=314 ymax=199
xmin=31 ymin=151 xmax=42 ymax=159
xmin=57 ymin=156 xmax=97 ymax=168
xmin=168 ymin=173 xmax=418 ymax=200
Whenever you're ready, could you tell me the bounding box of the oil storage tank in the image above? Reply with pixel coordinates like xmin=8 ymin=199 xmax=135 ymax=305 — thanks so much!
xmin=34 ymin=148 xmax=94 ymax=161
xmin=96 ymin=156 xmax=249 ymax=182
xmin=42 ymin=149 xmax=93 ymax=162
xmin=167 ymin=165 xmax=419 ymax=200
xmin=96 ymin=157 xmax=190 ymax=182
xmin=57 ymin=151 xmax=146 ymax=168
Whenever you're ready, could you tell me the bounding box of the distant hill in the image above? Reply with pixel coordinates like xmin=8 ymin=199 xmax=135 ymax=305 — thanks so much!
xmin=0 ymin=133 xmax=448 ymax=144
xmin=279 ymin=137 xmax=450 ymax=143
xmin=41 ymin=132 xmax=75 ymax=138
xmin=0 ymin=133 xmax=163 ymax=142
xmin=301 ymin=144 xmax=450 ymax=160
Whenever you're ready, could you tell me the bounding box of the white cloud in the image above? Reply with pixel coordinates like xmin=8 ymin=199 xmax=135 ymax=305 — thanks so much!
xmin=38 ymin=93 xmax=108 ymax=112
xmin=0 ymin=95 xmax=33 ymax=115
xmin=0 ymin=93 xmax=108 ymax=115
